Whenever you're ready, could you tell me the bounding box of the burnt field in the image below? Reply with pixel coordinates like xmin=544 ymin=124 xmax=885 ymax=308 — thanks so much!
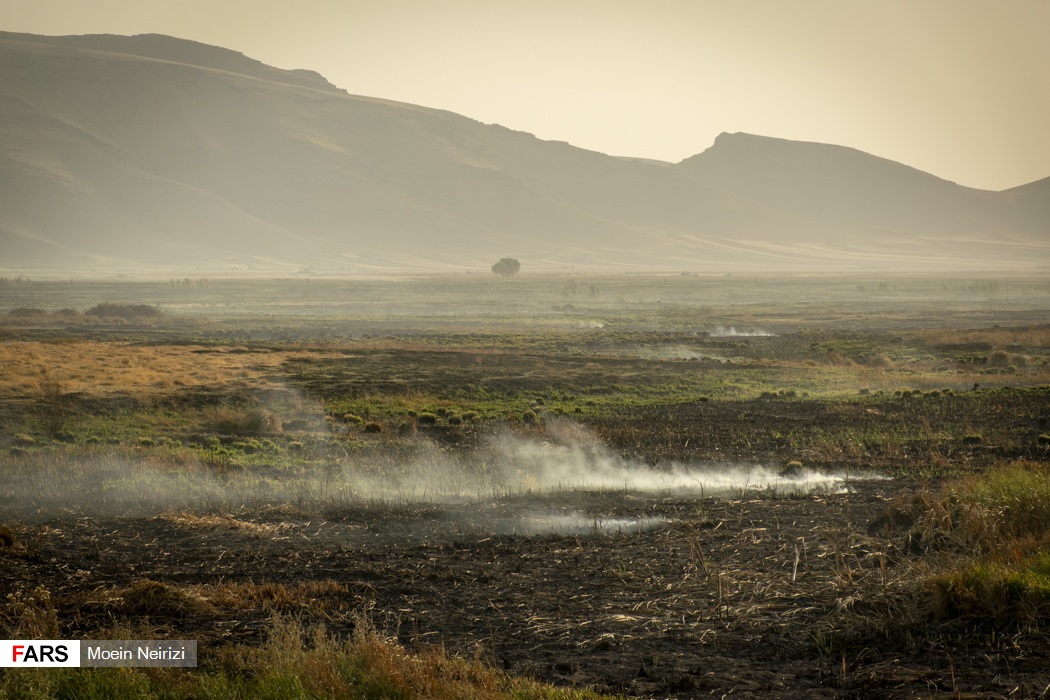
xmin=1 ymin=273 xmax=1049 ymax=698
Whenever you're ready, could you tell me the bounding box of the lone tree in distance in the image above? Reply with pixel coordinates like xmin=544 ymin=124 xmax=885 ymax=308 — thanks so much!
xmin=491 ymin=258 xmax=521 ymax=277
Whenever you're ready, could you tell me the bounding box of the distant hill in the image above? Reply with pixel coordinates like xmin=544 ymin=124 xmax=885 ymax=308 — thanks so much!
xmin=0 ymin=32 xmax=1046 ymax=274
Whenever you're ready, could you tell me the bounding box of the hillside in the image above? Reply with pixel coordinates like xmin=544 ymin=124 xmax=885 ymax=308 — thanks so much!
xmin=0 ymin=32 xmax=1045 ymax=274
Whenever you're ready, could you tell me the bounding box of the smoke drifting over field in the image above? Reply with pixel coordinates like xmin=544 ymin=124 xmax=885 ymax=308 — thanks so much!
xmin=708 ymin=326 xmax=775 ymax=337
xmin=627 ymin=345 xmax=725 ymax=361
xmin=1 ymin=422 xmax=879 ymax=538
xmin=474 ymin=421 xmax=850 ymax=495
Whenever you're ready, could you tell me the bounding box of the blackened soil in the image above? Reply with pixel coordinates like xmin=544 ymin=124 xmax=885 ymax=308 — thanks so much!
xmin=2 ymin=482 xmax=1048 ymax=698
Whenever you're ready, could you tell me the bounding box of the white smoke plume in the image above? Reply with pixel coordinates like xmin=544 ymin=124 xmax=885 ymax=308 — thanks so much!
xmin=1 ymin=421 xmax=883 ymax=538
xmin=709 ymin=326 xmax=775 ymax=337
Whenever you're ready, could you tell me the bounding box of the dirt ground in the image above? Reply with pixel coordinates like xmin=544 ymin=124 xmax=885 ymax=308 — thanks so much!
xmin=3 ymin=479 xmax=1048 ymax=698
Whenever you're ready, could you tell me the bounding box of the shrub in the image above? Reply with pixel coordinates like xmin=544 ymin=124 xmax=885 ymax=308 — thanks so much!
xmin=417 ymin=413 xmax=438 ymax=426
xmin=37 ymin=375 xmax=68 ymax=439
xmin=962 ymin=434 xmax=983 ymax=446
xmin=84 ymin=303 xmax=163 ymax=320
xmin=447 ymin=415 xmax=463 ymax=426
xmin=13 ymin=434 xmax=35 ymax=446
xmin=0 ymin=525 xmax=14 ymax=548
xmin=491 ymin=257 xmax=521 ymax=277
xmin=7 ymin=307 xmax=45 ymax=317
xmin=363 ymin=422 xmax=383 ymax=433
xmin=398 ymin=422 xmax=417 ymax=437
xmin=825 ymin=349 xmax=852 ymax=366
xmin=211 ymin=409 xmax=282 ymax=436
xmin=282 ymin=418 xmax=312 ymax=432
xmin=342 ymin=413 xmax=363 ymax=425
xmin=987 ymin=349 xmax=1012 ymax=368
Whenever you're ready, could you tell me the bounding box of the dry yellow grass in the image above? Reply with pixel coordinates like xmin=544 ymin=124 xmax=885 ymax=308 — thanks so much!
xmin=1 ymin=590 xmax=610 ymax=699
xmin=196 ymin=580 xmax=351 ymax=612
xmin=160 ymin=511 xmax=291 ymax=537
xmin=913 ymin=326 xmax=1050 ymax=348
xmin=0 ymin=341 xmax=345 ymax=397
xmin=71 ymin=579 xmax=351 ymax=619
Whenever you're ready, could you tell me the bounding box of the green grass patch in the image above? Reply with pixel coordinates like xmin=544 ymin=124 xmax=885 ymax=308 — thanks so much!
xmin=944 ymin=460 xmax=1050 ymax=547
xmin=930 ymin=550 xmax=1050 ymax=623
xmin=915 ymin=461 xmax=1050 ymax=624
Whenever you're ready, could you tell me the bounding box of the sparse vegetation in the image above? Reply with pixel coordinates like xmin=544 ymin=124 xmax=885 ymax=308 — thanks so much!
xmin=1 ymin=274 xmax=1048 ymax=697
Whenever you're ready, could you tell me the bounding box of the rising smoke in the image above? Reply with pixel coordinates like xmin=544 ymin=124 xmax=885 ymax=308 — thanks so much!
xmin=1 ymin=420 xmax=882 ymax=536
xmin=708 ymin=326 xmax=775 ymax=337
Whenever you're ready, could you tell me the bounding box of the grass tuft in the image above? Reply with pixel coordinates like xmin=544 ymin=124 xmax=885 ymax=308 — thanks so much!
xmin=0 ymin=609 xmax=613 ymax=700
xmin=121 ymin=579 xmax=216 ymax=618
xmin=210 ymin=409 xmax=283 ymax=436
xmin=914 ymin=461 xmax=1050 ymax=624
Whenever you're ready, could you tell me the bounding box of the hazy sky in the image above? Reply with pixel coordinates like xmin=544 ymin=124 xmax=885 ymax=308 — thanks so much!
xmin=3 ymin=0 xmax=1048 ymax=190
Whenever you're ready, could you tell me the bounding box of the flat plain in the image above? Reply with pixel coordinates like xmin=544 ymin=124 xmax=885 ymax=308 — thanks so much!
xmin=1 ymin=273 xmax=1049 ymax=698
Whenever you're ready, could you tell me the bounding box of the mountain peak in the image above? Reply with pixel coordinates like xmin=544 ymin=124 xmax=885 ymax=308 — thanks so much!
xmin=687 ymin=131 xmax=873 ymax=165
xmin=679 ymin=130 xmax=956 ymax=192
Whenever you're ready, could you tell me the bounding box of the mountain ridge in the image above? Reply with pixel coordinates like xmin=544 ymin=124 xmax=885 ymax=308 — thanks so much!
xmin=0 ymin=32 xmax=1045 ymax=274
xmin=0 ymin=31 xmax=345 ymax=95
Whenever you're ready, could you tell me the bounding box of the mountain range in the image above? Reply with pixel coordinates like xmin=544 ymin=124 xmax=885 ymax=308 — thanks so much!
xmin=1 ymin=31 xmax=1046 ymax=274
